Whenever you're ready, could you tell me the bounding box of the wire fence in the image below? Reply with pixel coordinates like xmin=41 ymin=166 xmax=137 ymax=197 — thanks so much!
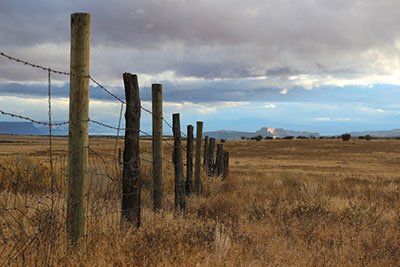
xmin=0 ymin=51 xmax=213 ymax=265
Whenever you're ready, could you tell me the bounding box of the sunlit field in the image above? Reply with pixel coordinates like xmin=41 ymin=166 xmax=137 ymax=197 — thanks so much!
xmin=1 ymin=135 xmax=400 ymax=266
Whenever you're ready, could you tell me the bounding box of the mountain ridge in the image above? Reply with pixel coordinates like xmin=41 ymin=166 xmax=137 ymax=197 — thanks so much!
xmin=205 ymin=127 xmax=319 ymax=140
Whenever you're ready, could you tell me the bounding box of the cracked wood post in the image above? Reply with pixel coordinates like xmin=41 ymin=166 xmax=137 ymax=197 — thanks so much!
xmin=194 ymin=121 xmax=203 ymax=195
xmin=173 ymin=113 xmax=186 ymax=211
xmin=67 ymin=12 xmax=90 ymax=245
xmin=208 ymin=137 xmax=216 ymax=175
xmin=121 ymin=73 xmax=141 ymax=228
xmin=186 ymin=124 xmax=194 ymax=195
xmin=152 ymin=84 xmax=163 ymax=211
xmin=203 ymin=135 xmax=209 ymax=166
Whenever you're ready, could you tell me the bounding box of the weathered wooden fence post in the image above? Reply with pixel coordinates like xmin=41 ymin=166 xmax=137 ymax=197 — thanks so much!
xmin=203 ymin=135 xmax=209 ymax=166
xmin=215 ymin=143 xmax=224 ymax=177
xmin=223 ymin=151 xmax=229 ymax=179
xmin=208 ymin=137 xmax=216 ymax=175
xmin=67 ymin=12 xmax=90 ymax=245
xmin=194 ymin=121 xmax=203 ymax=195
xmin=173 ymin=114 xmax=186 ymax=211
xmin=186 ymin=125 xmax=194 ymax=195
xmin=121 ymin=73 xmax=141 ymax=228
xmin=152 ymin=83 xmax=163 ymax=211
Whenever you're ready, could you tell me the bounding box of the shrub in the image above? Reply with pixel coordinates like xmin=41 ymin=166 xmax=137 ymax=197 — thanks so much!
xmin=250 ymin=135 xmax=263 ymax=141
xmin=296 ymin=136 xmax=309 ymax=140
xmin=341 ymin=133 xmax=351 ymax=141
xmin=283 ymin=136 xmax=294 ymax=140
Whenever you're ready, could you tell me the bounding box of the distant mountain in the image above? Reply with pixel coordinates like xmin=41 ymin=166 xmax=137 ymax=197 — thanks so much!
xmin=205 ymin=127 xmax=320 ymax=140
xmin=256 ymin=127 xmax=319 ymax=138
xmin=351 ymin=129 xmax=400 ymax=137
xmin=0 ymin=122 xmax=44 ymax=135
xmin=203 ymin=130 xmax=255 ymax=140
xmin=35 ymin=124 xmax=68 ymax=136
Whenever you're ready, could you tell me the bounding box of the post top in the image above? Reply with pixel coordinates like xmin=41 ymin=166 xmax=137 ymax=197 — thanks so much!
xmin=71 ymin=12 xmax=91 ymax=16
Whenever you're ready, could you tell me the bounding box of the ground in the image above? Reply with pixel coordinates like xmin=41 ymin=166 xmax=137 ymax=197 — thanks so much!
xmin=1 ymin=135 xmax=400 ymax=266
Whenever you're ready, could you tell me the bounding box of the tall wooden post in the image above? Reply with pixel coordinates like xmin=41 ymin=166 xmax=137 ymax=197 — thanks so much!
xmin=173 ymin=114 xmax=186 ymax=211
xmin=203 ymin=136 xmax=209 ymax=166
xmin=208 ymin=138 xmax=216 ymax=175
xmin=186 ymin=125 xmax=194 ymax=195
xmin=223 ymin=151 xmax=229 ymax=179
xmin=67 ymin=12 xmax=90 ymax=245
xmin=121 ymin=73 xmax=141 ymax=228
xmin=152 ymin=84 xmax=163 ymax=211
xmin=215 ymin=144 xmax=223 ymax=176
xmin=194 ymin=121 xmax=203 ymax=195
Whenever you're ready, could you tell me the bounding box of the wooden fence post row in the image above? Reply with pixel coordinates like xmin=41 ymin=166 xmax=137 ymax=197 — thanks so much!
xmin=65 ymin=13 xmax=231 ymax=241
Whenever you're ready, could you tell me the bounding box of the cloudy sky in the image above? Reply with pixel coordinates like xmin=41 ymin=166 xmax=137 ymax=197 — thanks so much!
xmin=1 ymin=0 xmax=400 ymax=135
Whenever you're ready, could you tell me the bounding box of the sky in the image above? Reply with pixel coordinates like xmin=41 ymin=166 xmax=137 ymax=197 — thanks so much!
xmin=1 ymin=0 xmax=400 ymax=135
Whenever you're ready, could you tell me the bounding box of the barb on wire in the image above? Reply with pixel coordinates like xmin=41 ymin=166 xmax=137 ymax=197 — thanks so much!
xmin=0 ymin=110 xmax=69 ymax=126
xmin=0 ymin=52 xmax=70 ymax=76
xmin=88 ymin=118 xmax=153 ymax=137
xmin=89 ymin=76 xmax=125 ymax=104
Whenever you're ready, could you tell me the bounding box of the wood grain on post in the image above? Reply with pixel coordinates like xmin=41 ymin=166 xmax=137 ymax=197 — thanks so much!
xmin=67 ymin=12 xmax=90 ymax=245
xmin=194 ymin=121 xmax=203 ymax=195
xmin=152 ymin=84 xmax=163 ymax=211
xmin=173 ymin=113 xmax=186 ymax=211
xmin=208 ymin=138 xmax=216 ymax=175
xmin=186 ymin=125 xmax=194 ymax=195
xmin=203 ymin=136 xmax=209 ymax=166
xmin=215 ymin=144 xmax=224 ymax=176
xmin=121 ymin=73 xmax=141 ymax=228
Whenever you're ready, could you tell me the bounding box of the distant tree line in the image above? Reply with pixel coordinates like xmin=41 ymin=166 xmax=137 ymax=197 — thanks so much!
xmin=238 ymin=133 xmax=381 ymax=141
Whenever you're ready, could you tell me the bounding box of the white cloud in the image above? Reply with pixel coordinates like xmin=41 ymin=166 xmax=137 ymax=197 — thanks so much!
xmin=280 ymin=88 xmax=288 ymax=95
xmin=264 ymin=103 xmax=277 ymax=109
xmin=314 ymin=117 xmax=352 ymax=122
xmin=360 ymin=107 xmax=385 ymax=113
xmin=314 ymin=117 xmax=331 ymax=122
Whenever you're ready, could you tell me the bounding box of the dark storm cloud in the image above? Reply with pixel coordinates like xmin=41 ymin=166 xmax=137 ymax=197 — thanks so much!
xmin=1 ymin=0 xmax=400 ymax=97
xmin=266 ymin=67 xmax=297 ymax=77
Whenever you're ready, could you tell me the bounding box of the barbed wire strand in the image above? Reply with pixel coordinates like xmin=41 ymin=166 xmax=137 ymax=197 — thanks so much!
xmin=0 ymin=52 xmax=70 ymax=76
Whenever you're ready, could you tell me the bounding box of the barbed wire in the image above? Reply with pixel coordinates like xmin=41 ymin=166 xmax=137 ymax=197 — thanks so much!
xmin=0 ymin=49 xmax=227 ymax=266
xmin=0 ymin=109 xmax=69 ymax=126
xmin=1 ymin=51 xmax=191 ymax=138
xmin=0 ymin=52 xmax=70 ymax=76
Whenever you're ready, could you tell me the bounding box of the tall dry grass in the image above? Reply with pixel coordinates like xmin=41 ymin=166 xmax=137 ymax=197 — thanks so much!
xmin=1 ymin=136 xmax=400 ymax=266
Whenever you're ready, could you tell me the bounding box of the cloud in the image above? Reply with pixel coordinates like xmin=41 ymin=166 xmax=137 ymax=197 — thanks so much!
xmin=314 ymin=117 xmax=331 ymax=122
xmin=360 ymin=107 xmax=385 ymax=113
xmin=264 ymin=104 xmax=277 ymax=109
xmin=314 ymin=117 xmax=352 ymax=122
xmin=280 ymin=88 xmax=288 ymax=95
xmin=1 ymin=0 xmax=400 ymax=92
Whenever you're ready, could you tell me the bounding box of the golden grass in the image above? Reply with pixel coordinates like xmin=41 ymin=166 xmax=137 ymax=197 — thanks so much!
xmin=1 ymin=136 xmax=400 ymax=266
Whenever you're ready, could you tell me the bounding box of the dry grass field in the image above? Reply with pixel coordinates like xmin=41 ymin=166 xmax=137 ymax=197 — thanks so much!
xmin=1 ymin=135 xmax=400 ymax=266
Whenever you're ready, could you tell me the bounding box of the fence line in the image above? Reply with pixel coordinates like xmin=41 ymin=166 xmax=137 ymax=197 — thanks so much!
xmin=0 ymin=45 xmax=229 ymax=264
